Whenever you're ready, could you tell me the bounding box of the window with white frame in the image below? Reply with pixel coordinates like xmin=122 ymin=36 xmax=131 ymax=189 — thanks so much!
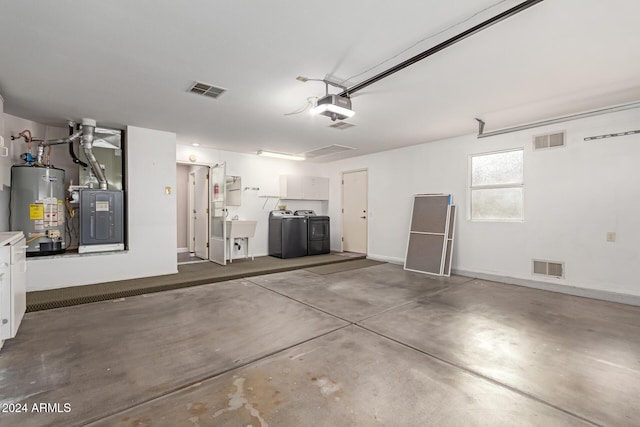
xmin=470 ymin=148 xmax=524 ymax=221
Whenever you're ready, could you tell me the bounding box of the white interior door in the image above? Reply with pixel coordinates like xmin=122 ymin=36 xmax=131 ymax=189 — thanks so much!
xmin=188 ymin=172 xmax=195 ymax=253
xmin=342 ymin=170 xmax=368 ymax=253
xmin=209 ymin=163 xmax=226 ymax=265
xmin=193 ymin=167 xmax=209 ymax=259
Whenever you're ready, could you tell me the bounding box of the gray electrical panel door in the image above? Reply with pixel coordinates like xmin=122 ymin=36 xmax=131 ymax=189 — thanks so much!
xmin=80 ymin=189 xmax=124 ymax=245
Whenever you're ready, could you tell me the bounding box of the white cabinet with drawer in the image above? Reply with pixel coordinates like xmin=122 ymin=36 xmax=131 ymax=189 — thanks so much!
xmin=0 ymin=232 xmax=27 ymax=350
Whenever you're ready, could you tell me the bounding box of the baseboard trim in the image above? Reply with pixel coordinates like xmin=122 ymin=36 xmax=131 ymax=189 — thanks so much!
xmin=177 ymin=247 xmax=189 ymax=254
xmin=453 ymin=269 xmax=640 ymax=307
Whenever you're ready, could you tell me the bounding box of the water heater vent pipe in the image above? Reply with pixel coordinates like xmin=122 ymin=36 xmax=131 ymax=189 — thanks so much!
xmin=79 ymin=119 xmax=108 ymax=190
xmin=37 ymin=118 xmax=108 ymax=190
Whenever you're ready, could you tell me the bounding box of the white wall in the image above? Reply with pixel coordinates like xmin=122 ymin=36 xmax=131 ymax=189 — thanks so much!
xmin=176 ymin=144 xmax=328 ymax=258
xmin=0 ymin=95 xmax=6 ymax=231
xmin=0 ymin=94 xmax=4 ymax=187
xmin=26 ymin=126 xmax=177 ymax=291
xmin=5 ymin=106 xmax=639 ymax=299
xmin=324 ymin=108 xmax=640 ymax=298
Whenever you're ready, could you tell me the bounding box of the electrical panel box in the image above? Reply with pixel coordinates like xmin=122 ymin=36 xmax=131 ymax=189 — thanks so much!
xmin=79 ymin=189 xmax=124 ymax=253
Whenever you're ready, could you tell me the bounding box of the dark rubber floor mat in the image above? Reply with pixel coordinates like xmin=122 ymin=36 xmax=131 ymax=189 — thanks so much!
xmin=27 ymin=253 xmax=365 ymax=312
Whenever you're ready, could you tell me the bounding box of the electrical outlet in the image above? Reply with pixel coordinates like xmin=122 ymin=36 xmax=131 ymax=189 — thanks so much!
xmin=606 ymin=232 xmax=616 ymax=242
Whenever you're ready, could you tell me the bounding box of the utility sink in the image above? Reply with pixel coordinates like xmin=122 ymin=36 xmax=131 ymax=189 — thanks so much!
xmin=225 ymin=220 xmax=257 ymax=263
xmin=225 ymin=220 xmax=257 ymax=238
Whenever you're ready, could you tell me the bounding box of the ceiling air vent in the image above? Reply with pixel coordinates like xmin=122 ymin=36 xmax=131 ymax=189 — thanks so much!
xmin=303 ymin=144 xmax=355 ymax=159
xmin=188 ymin=81 xmax=226 ymax=99
xmin=328 ymin=121 xmax=355 ymax=130
xmin=532 ymin=259 xmax=564 ymax=278
xmin=533 ymin=131 xmax=565 ymax=150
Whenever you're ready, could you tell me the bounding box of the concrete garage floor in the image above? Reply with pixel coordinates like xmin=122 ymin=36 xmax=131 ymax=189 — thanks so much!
xmin=0 ymin=264 xmax=639 ymax=426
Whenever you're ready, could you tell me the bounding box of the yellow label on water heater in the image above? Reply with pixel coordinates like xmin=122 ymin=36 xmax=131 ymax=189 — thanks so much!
xmin=30 ymin=204 xmax=44 ymax=220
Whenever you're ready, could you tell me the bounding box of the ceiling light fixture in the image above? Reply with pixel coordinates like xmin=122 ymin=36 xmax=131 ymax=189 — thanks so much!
xmin=257 ymin=150 xmax=305 ymax=161
xmin=192 ymin=142 xmax=200 ymax=147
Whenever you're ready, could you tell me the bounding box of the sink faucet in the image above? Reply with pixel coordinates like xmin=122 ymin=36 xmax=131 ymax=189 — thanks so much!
xmin=232 ymin=215 xmax=239 ymax=220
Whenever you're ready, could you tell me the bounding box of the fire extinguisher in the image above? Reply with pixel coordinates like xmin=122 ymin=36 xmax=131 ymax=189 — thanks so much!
xmin=214 ymin=183 xmax=219 ymax=199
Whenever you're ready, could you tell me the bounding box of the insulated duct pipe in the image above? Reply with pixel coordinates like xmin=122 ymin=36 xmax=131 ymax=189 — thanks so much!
xmin=80 ymin=118 xmax=108 ymax=190
xmin=339 ymin=0 xmax=544 ymax=98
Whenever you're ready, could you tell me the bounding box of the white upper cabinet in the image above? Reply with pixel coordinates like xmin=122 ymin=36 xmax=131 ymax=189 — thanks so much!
xmin=280 ymin=175 xmax=329 ymax=200
xmin=302 ymin=176 xmax=329 ymax=200
xmin=280 ymin=175 xmax=304 ymax=199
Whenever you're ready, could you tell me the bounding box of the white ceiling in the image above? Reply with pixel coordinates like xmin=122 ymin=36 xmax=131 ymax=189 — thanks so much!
xmin=1 ymin=0 xmax=639 ymax=162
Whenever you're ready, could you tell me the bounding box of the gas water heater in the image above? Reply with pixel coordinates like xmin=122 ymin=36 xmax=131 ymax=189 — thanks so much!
xmin=10 ymin=164 xmax=66 ymax=256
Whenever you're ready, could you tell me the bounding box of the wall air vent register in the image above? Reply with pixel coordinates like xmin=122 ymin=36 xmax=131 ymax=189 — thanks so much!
xmin=533 ymin=131 xmax=566 ymax=150
xmin=532 ymin=259 xmax=564 ymax=278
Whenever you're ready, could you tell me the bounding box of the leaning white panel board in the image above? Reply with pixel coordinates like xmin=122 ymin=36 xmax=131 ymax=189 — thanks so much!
xmin=443 ymin=205 xmax=456 ymax=276
xmin=404 ymin=194 xmax=455 ymax=277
